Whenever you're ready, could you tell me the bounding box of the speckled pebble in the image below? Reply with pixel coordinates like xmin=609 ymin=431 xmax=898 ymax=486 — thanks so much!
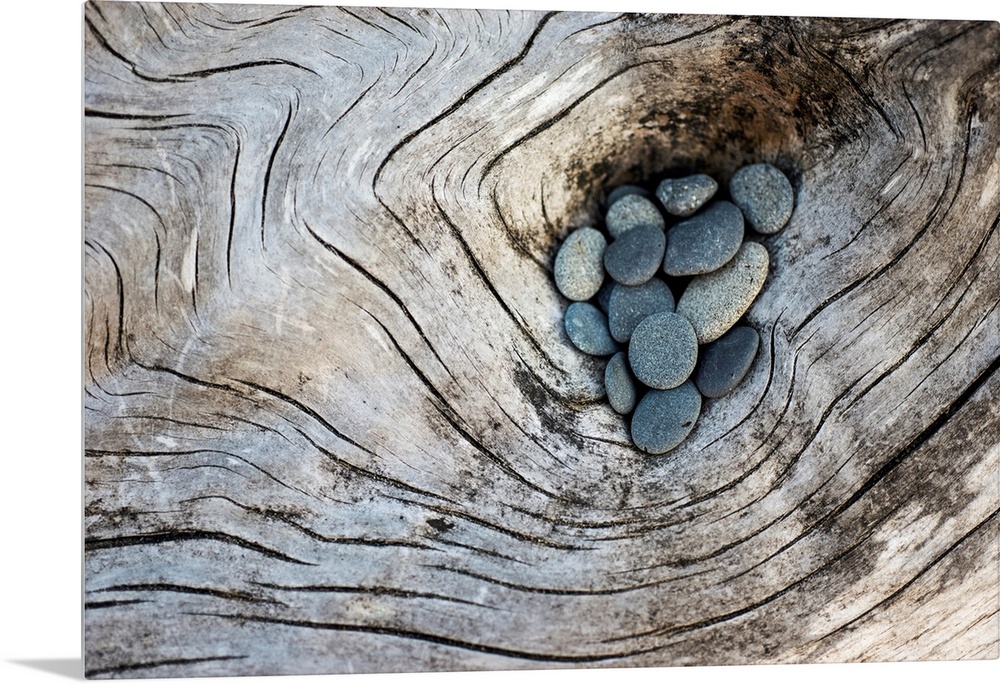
xmin=605 ymin=194 xmax=665 ymax=239
xmin=677 ymin=241 xmax=769 ymax=344
xmin=604 ymin=224 xmax=666 ymax=286
xmin=631 ymin=381 xmax=702 ymax=455
xmin=604 ymin=352 xmax=637 ymax=414
xmin=554 ymin=227 xmax=606 ymax=301
xmin=564 ymin=302 xmax=618 ymax=356
xmin=607 ymin=279 xmax=675 ymax=343
xmin=729 ymin=163 xmax=794 ymax=234
xmin=694 ymin=326 xmax=760 ymax=398
xmin=656 ymin=174 xmax=718 ymax=217
xmin=628 ymin=311 xmax=698 ymax=390
xmin=663 ymin=201 xmax=744 ymax=276
xmin=607 ymin=184 xmax=653 ymax=208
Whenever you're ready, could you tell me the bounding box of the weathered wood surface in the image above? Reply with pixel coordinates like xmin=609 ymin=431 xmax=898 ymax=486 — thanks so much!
xmin=83 ymin=2 xmax=1000 ymax=677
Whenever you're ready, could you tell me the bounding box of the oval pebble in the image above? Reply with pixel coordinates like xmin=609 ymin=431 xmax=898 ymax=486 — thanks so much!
xmin=605 ymin=194 xmax=665 ymax=239
xmin=694 ymin=326 xmax=760 ymax=398
xmin=603 ymin=224 xmax=666 ymax=286
xmin=628 ymin=311 xmax=698 ymax=390
xmin=663 ymin=201 xmax=744 ymax=276
xmin=606 ymin=184 xmax=653 ymax=208
xmin=607 ymin=279 xmax=675 ymax=343
xmin=677 ymin=241 xmax=769 ymax=344
xmin=631 ymin=381 xmax=702 ymax=455
xmin=656 ymin=174 xmax=718 ymax=217
xmin=729 ymin=163 xmax=794 ymax=234
xmin=604 ymin=352 xmax=637 ymax=414
xmin=564 ymin=302 xmax=618 ymax=356
xmin=554 ymin=227 xmax=606 ymax=301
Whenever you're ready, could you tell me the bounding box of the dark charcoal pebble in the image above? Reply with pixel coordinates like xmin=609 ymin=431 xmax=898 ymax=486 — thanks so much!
xmin=604 ymin=352 xmax=637 ymax=414
xmin=554 ymin=227 xmax=606 ymax=301
xmin=607 ymin=279 xmax=675 ymax=343
xmin=605 ymin=194 xmax=665 ymax=239
xmin=604 ymin=224 xmax=666 ymax=286
xmin=631 ymin=381 xmax=702 ymax=454
xmin=628 ymin=311 xmax=698 ymax=389
xmin=694 ymin=326 xmax=760 ymax=398
xmin=595 ymin=280 xmax=615 ymax=313
xmin=564 ymin=302 xmax=618 ymax=356
xmin=607 ymin=184 xmax=653 ymax=207
xmin=663 ymin=201 xmax=744 ymax=276
xmin=729 ymin=163 xmax=794 ymax=234
xmin=656 ymin=174 xmax=718 ymax=217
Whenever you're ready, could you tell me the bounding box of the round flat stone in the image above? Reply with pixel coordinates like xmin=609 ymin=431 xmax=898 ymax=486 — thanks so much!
xmin=663 ymin=201 xmax=744 ymax=276
xmin=603 ymin=224 xmax=666 ymax=286
xmin=606 ymin=184 xmax=653 ymax=207
xmin=554 ymin=227 xmax=606 ymax=301
xmin=607 ymin=279 xmax=675 ymax=343
xmin=695 ymin=326 xmax=760 ymax=398
xmin=656 ymin=174 xmax=718 ymax=217
xmin=564 ymin=302 xmax=617 ymax=356
xmin=605 ymin=352 xmax=637 ymax=414
xmin=605 ymin=194 xmax=665 ymax=239
xmin=631 ymin=381 xmax=702 ymax=455
xmin=677 ymin=241 xmax=769 ymax=344
xmin=628 ymin=311 xmax=698 ymax=390
xmin=729 ymin=163 xmax=794 ymax=234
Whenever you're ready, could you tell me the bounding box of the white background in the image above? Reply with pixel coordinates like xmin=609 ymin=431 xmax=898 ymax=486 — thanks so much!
xmin=1 ymin=0 xmax=996 ymax=682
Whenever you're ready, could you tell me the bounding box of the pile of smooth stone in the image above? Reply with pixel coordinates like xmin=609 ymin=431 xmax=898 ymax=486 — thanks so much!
xmin=554 ymin=163 xmax=793 ymax=454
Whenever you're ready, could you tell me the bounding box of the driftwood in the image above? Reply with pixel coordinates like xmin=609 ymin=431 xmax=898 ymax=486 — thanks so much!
xmin=83 ymin=2 xmax=1000 ymax=678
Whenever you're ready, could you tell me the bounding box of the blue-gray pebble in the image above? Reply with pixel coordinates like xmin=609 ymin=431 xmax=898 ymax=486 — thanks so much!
xmin=607 ymin=279 xmax=675 ymax=343
xmin=607 ymin=184 xmax=653 ymax=208
xmin=554 ymin=227 xmax=607 ymax=301
xmin=663 ymin=201 xmax=744 ymax=276
xmin=595 ymin=279 xmax=615 ymax=313
xmin=628 ymin=311 xmax=698 ymax=389
xmin=694 ymin=326 xmax=760 ymax=398
xmin=631 ymin=381 xmax=702 ymax=454
xmin=729 ymin=163 xmax=794 ymax=234
xmin=605 ymin=194 xmax=665 ymax=239
xmin=604 ymin=224 xmax=666 ymax=286
xmin=656 ymin=174 xmax=718 ymax=217
xmin=564 ymin=302 xmax=617 ymax=356
xmin=676 ymin=241 xmax=769 ymax=344
xmin=604 ymin=352 xmax=637 ymax=414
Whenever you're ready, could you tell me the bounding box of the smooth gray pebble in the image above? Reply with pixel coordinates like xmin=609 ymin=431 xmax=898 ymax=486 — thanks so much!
xmin=564 ymin=302 xmax=618 ymax=356
xmin=631 ymin=381 xmax=702 ymax=454
xmin=628 ymin=311 xmax=698 ymax=390
xmin=605 ymin=352 xmax=637 ymax=414
xmin=694 ymin=326 xmax=760 ymax=398
xmin=605 ymin=194 xmax=665 ymax=239
xmin=554 ymin=227 xmax=607 ymax=301
xmin=663 ymin=201 xmax=744 ymax=276
xmin=604 ymin=224 xmax=666 ymax=286
xmin=656 ymin=174 xmax=718 ymax=217
xmin=676 ymin=241 xmax=770 ymax=344
xmin=607 ymin=279 xmax=675 ymax=343
xmin=729 ymin=163 xmax=794 ymax=234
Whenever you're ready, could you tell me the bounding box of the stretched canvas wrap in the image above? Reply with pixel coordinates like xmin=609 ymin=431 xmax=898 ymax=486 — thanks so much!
xmin=83 ymin=1 xmax=1000 ymax=678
